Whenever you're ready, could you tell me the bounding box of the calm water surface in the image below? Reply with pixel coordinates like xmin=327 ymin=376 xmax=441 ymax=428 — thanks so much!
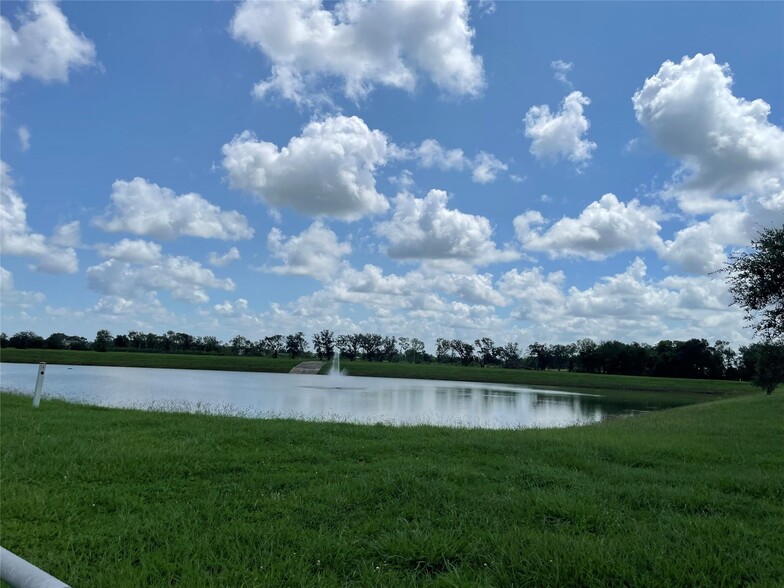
xmin=0 ymin=363 xmax=667 ymax=429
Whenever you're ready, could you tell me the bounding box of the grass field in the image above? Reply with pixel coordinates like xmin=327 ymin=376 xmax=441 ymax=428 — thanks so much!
xmin=1 ymin=391 xmax=782 ymax=586
xmin=0 ymin=348 xmax=301 ymax=374
xmin=0 ymin=347 xmax=757 ymax=405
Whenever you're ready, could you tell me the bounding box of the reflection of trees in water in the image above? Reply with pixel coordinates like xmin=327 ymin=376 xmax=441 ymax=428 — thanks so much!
xmin=530 ymin=393 xmax=601 ymax=420
xmin=404 ymin=386 xmax=425 ymax=411
xmin=433 ymin=386 xmax=521 ymax=411
xmin=480 ymin=388 xmax=517 ymax=408
xmin=435 ymin=386 xmax=473 ymax=406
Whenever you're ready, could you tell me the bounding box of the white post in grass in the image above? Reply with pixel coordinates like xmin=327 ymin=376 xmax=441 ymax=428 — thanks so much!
xmin=0 ymin=546 xmax=70 ymax=587
xmin=32 ymin=362 xmax=46 ymax=408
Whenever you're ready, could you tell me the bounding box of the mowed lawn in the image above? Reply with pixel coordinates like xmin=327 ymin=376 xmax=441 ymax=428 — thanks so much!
xmin=0 ymin=348 xmax=301 ymax=374
xmin=1 ymin=391 xmax=782 ymax=587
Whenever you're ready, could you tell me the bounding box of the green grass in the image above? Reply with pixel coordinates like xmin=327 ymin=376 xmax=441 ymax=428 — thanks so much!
xmin=0 ymin=348 xmax=301 ymax=373
xmin=1 ymin=392 xmax=782 ymax=586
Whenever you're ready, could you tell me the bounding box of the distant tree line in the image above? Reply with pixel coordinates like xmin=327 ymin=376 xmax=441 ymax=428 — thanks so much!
xmin=2 ymin=328 xmax=781 ymax=384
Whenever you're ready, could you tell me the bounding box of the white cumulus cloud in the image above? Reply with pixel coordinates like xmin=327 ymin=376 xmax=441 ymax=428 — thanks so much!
xmin=657 ymin=209 xmax=753 ymax=275
xmin=471 ymin=152 xmax=508 ymax=183
xmin=208 ymin=247 xmax=241 ymax=268
xmin=633 ymin=53 xmax=784 ymax=216
xmin=524 ymin=90 xmax=596 ymax=165
xmin=0 ymin=161 xmax=78 ymax=273
xmin=265 ymin=221 xmax=352 ymax=281
xmin=514 ymin=194 xmax=662 ymax=259
xmin=94 ymin=177 xmax=254 ymax=241
xmin=97 ymin=239 xmax=163 ymax=264
xmin=376 ymin=189 xmax=518 ymax=266
xmin=415 ymin=139 xmax=467 ymax=171
xmin=0 ymin=266 xmax=46 ymax=310
xmin=222 ymin=116 xmax=391 ymax=221
xmin=412 ymin=139 xmax=507 ymax=183
xmin=50 ymin=221 xmax=80 ymax=248
xmin=229 ymin=0 xmax=484 ymax=103
xmin=214 ymin=298 xmax=249 ymax=316
xmin=1 ymin=0 xmax=95 ymax=86
xmin=87 ymin=256 xmax=235 ymax=304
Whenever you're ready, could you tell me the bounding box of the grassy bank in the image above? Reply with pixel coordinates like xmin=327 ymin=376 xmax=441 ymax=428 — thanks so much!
xmin=1 ymin=348 xmax=756 ymax=404
xmin=1 ymin=392 xmax=782 ymax=586
xmin=0 ymin=348 xmax=300 ymax=373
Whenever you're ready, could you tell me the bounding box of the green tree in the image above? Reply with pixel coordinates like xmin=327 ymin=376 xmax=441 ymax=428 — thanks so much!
xmin=380 ymin=336 xmax=397 ymax=362
xmin=285 ymin=332 xmax=308 ymax=359
xmin=94 ymin=329 xmax=113 ymax=352
xmin=45 ymin=332 xmax=68 ymax=350
xmin=409 ymin=338 xmax=425 ymax=363
xmin=435 ymin=338 xmax=453 ymax=363
xmin=723 ymin=225 xmax=784 ymax=342
xmin=499 ymin=342 xmax=522 ymax=369
xmin=357 ymin=333 xmax=383 ymax=361
xmin=751 ymin=342 xmax=784 ymax=395
xmin=474 ymin=337 xmax=498 ymax=367
xmin=312 ymin=330 xmax=335 ymax=360
xmin=9 ymin=331 xmax=45 ymax=349
xmin=261 ymin=335 xmax=284 ymax=358
xmin=451 ymin=339 xmax=475 ymax=366
xmin=128 ymin=331 xmax=145 ymax=350
xmin=230 ymin=335 xmax=250 ymax=356
xmin=336 ymin=334 xmax=360 ymax=361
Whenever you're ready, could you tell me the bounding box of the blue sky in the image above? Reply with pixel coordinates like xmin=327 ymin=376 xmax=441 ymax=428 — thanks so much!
xmin=2 ymin=0 xmax=783 ymax=350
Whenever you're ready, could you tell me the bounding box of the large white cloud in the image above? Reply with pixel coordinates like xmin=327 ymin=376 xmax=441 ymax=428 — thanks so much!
xmin=560 ymin=258 xmax=744 ymax=342
xmin=1 ymin=0 xmax=95 ymax=86
xmin=376 ymin=189 xmax=519 ymax=266
xmin=90 ymin=293 xmax=172 ymax=321
xmin=87 ymin=256 xmax=235 ymax=304
xmin=514 ymin=193 xmax=662 ymax=259
xmin=94 ymin=178 xmax=253 ymax=241
xmin=0 ymin=161 xmax=78 ymax=273
xmin=524 ymin=91 xmax=596 ymax=164
xmin=182 ymin=252 xmax=749 ymax=350
xmin=656 ymin=209 xmax=757 ymax=275
xmin=97 ymin=239 xmax=163 ymax=264
xmin=498 ymin=266 xmax=566 ymax=322
xmin=633 ymin=53 xmax=784 ymax=216
xmin=497 ymin=259 xmax=746 ymax=345
xmin=229 ymin=0 xmax=484 ymax=104
xmin=265 ymin=221 xmax=352 ymax=281
xmin=222 ymin=116 xmax=391 ymax=221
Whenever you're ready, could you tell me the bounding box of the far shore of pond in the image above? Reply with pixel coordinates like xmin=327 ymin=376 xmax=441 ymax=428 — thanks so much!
xmin=0 ymin=347 xmax=759 ymax=405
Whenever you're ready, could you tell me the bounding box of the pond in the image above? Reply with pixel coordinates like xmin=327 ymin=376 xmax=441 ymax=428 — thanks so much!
xmin=0 ymin=363 xmax=669 ymax=429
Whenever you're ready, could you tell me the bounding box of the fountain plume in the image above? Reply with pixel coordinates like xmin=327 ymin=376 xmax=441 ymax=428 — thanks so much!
xmin=329 ymin=349 xmax=342 ymax=376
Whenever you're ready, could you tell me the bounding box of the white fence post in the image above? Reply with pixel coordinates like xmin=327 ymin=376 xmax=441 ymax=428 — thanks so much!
xmin=32 ymin=362 xmax=46 ymax=408
xmin=0 ymin=546 xmax=70 ymax=588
